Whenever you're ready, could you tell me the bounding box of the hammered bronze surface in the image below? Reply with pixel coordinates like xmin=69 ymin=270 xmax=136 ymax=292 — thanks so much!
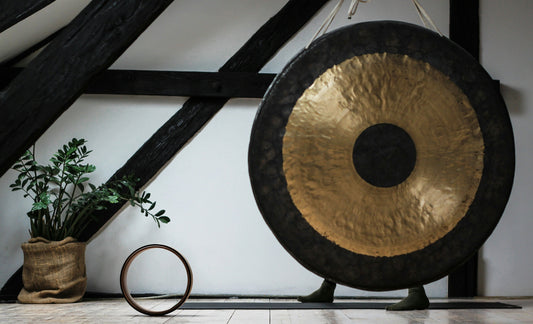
xmin=283 ymin=53 xmax=484 ymax=257
xmin=248 ymin=21 xmax=514 ymax=290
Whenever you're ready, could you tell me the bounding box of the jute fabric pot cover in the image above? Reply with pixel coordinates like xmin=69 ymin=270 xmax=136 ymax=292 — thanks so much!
xmin=18 ymin=237 xmax=87 ymax=303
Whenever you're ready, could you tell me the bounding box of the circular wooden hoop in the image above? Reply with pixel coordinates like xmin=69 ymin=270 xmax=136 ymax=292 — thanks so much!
xmin=120 ymin=244 xmax=193 ymax=316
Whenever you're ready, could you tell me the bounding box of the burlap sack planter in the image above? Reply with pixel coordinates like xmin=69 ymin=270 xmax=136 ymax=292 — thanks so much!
xmin=18 ymin=237 xmax=87 ymax=303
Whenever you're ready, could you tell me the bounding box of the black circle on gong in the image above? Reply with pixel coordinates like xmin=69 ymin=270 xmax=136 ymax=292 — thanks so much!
xmin=248 ymin=21 xmax=514 ymax=290
xmin=353 ymin=123 xmax=416 ymax=187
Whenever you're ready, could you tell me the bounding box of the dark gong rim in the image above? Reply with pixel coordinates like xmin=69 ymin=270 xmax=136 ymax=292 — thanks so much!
xmin=248 ymin=21 xmax=515 ymax=290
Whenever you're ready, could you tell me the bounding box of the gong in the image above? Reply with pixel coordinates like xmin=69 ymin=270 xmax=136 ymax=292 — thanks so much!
xmin=248 ymin=21 xmax=514 ymax=290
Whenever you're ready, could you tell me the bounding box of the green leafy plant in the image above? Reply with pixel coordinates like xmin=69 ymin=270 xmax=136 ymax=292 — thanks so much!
xmin=10 ymin=138 xmax=169 ymax=241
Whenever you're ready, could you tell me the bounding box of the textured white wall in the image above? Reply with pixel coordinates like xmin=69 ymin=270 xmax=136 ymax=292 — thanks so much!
xmin=478 ymin=0 xmax=533 ymax=297
xmin=14 ymin=0 xmax=532 ymax=298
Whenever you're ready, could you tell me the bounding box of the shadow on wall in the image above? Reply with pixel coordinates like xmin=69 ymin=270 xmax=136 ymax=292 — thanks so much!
xmin=501 ymin=84 xmax=526 ymax=116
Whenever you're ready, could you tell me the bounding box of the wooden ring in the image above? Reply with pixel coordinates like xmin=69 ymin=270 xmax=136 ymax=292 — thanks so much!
xmin=120 ymin=244 xmax=193 ymax=316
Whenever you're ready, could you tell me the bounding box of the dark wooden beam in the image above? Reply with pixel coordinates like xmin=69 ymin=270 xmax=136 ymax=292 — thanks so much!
xmin=1 ymin=68 xmax=276 ymax=98
xmin=448 ymin=0 xmax=480 ymax=298
xmin=1 ymin=0 xmax=328 ymax=298
xmin=0 ymin=0 xmax=54 ymax=33
xmin=0 ymin=27 xmax=65 ymax=68
xmin=79 ymin=0 xmax=329 ymax=241
xmin=0 ymin=267 xmax=22 ymax=301
xmin=0 ymin=68 xmax=20 ymax=90
xmin=0 ymin=0 xmax=175 ymax=177
xmin=87 ymin=71 xmax=276 ymax=98
xmin=450 ymin=0 xmax=479 ymax=60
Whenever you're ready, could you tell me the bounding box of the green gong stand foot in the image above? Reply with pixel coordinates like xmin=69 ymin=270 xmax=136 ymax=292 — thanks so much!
xmin=297 ymin=279 xmax=336 ymax=303
xmin=386 ymin=286 xmax=429 ymax=311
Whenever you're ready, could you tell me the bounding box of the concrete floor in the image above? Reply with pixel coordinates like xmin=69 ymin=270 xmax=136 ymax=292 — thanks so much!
xmin=0 ymin=297 xmax=532 ymax=323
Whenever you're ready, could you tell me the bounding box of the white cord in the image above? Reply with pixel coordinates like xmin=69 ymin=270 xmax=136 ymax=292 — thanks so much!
xmin=306 ymin=0 xmax=370 ymax=48
xmin=348 ymin=0 xmax=369 ymax=19
xmin=411 ymin=0 xmax=443 ymax=36
xmin=305 ymin=0 xmax=442 ymax=49
xmin=306 ymin=0 xmax=345 ymax=48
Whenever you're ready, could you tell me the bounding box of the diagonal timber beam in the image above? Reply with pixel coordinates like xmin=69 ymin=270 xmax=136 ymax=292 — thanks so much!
xmin=80 ymin=0 xmax=329 ymax=241
xmin=0 ymin=0 xmax=175 ymax=177
xmin=0 ymin=0 xmax=55 ymax=33
xmin=1 ymin=0 xmax=329 ymax=298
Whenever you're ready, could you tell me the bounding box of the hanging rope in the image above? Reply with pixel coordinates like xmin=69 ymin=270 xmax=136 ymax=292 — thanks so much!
xmin=306 ymin=0 xmax=369 ymax=48
xmin=411 ymin=0 xmax=443 ymax=36
xmin=306 ymin=0 xmax=443 ymax=49
xmin=348 ymin=0 xmax=369 ymax=18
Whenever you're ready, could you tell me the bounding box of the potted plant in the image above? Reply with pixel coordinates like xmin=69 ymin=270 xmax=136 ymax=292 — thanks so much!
xmin=9 ymin=138 xmax=169 ymax=303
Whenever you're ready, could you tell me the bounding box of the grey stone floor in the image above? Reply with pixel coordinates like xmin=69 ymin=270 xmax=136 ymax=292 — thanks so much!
xmin=1 ymin=297 xmax=532 ymax=323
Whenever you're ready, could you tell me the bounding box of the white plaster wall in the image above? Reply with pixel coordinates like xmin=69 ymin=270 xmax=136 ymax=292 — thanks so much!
xmin=478 ymin=0 xmax=533 ymax=297
xmin=1 ymin=0 xmax=468 ymax=298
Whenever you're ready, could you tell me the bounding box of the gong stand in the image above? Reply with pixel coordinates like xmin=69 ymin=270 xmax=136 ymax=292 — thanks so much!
xmin=1 ymin=0 xmax=490 ymax=298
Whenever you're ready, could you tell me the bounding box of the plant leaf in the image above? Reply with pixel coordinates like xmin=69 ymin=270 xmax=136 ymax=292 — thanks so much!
xmin=158 ymin=216 xmax=170 ymax=224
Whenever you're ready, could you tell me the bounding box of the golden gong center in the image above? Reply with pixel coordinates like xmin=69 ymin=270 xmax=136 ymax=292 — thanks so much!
xmin=282 ymin=53 xmax=484 ymax=257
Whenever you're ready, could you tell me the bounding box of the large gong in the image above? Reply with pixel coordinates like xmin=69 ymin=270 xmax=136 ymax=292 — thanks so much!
xmin=248 ymin=21 xmax=514 ymax=290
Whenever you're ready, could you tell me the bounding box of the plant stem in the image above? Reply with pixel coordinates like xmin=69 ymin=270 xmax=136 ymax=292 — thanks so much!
xmin=51 ymin=158 xmax=68 ymax=233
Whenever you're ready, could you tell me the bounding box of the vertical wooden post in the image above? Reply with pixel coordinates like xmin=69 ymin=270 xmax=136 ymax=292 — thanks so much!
xmin=448 ymin=0 xmax=480 ymax=298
